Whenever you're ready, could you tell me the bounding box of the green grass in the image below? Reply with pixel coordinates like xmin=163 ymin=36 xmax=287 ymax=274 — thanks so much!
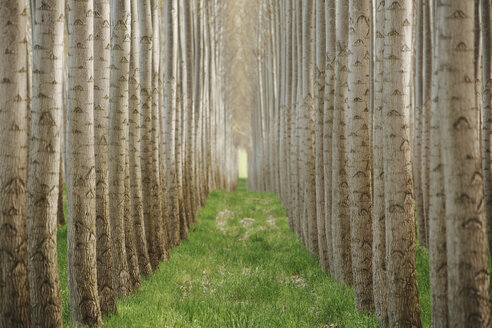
xmin=58 ymin=179 xmax=434 ymax=327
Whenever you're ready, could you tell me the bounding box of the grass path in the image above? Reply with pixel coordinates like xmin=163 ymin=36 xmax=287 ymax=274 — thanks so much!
xmin=58 ymin=179 xmax=433 ymax=327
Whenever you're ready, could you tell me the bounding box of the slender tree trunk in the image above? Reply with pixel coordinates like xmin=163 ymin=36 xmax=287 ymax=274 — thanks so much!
xmin=139 ymin=0 xmax=159 ymax=269
xmin=347 ymin=0 xmax=373 ymax=311
xmin=176 ymin=59 xmax=187 ymax=244
xmin=315 ymin=0 xmax=329 ymax=271
xmin=27 ymin=0 xmax=64 ymax=325
xmin=123 ymin=0 xmax=143 ymax=288
xmin=0 ymin=0 xmax=31 ymax=326
xmin=372 ymin=2 xmax=388 ymax=325
xmin=437 ymin=0 xmax=490 ymax=326
xmin=421 ymin=0 xmax=433 ymax=247
xmin=123 ymin=138 xmax=140 ymax=290
xmin=324 ymin=0 xmax=336 ymax=277
xmin=58 ymin=150 xmax=65 ymax=226
xmin=285 ymin=0 xmax=294 ymax=228
xmin=179 ymin=0 xmax=193 ymax=236
xmin=67 ymin=0 xmax=102 ymax=323
xmin=302 ymin=0 xmax=319 ymax=255
xmin=382 ymin=0 xmax=422 ymax=325
xmin=109 ymin=0 xmax=132 ymax=297
xmin=165 ymin=0 xmax=181 ymax=247
xmin=94 ymin=0 xmax=117 ymax=315
xmin=332 ymin=0 xmax=352 ymax=284
xmin=128 ymin=0 xmax=152 ymax=277
xmin=295 ymin=0 xmax=306 ymax=244
xmin=414 ymin=0 xmax=427 ymax=249
xmin=290 ymin=0 xmax=300 ymax=238
xmin=176 ymin=6 xmax=189 ymax=242
xmin=151 ymin=0 xmax=168 ymax=261
xmin=185 ymin=0 xmax=197 ymax=223
xmin=428 ymin=2 xmax=447 ymax=321
xmin=482 ymin=0 xmax=492 ymax=257
xmin=159 ymin=1 xmax=172 ymax=251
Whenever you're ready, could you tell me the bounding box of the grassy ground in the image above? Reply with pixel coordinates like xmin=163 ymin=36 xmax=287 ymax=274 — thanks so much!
xmin=58 ymin=180 xmax=434 ymax=327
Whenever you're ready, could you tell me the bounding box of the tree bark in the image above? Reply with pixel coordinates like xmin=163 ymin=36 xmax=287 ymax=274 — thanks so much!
xmin=94 ymin=0 xmax=117 ymax=315
xmin=58 ymin=150 xmax=65 ymax=226
xmin=437 ymin=0 xmax=490 ymax=326
xmin=0 ymin=0 xmax=31 ymax=326
xmin=301 ymin=0 xmax=318 ymax=256
xmin=347 ymin=0 xmax=374 ymax=311
xmin=332 ymin=0 xmax=352 ymax=285
xmin=323 ymin=0 xmax=336 ymax=278
xmin=382 ymin=0 xmax=422 ymax=325
xmin=138 ymin=0 xmax=159 ymax=269
xmin=129 ymin=0 xmax=152 ymax=277
xmin=414 ymin=0 xmax=427 ymax=248
xmin=109 ymin=0 xmax=132 ymax=297
xmin=26 ymin=0 xmax=64 ymax=325
xmin=67 ymin=0 xmax=102 ymax=323
xmin=481 ymin=0 xmax=492 ymax=258
xmin=151 ymin=0 xmax=168 ymax=261
xmin=315 ymin=0 xmax=329 ymax=271
xmin=124 ymin=21 xmax=141 ymax=289
xmin=428 ymin=3 xmax=447 ymax=321
xmin=165 ymin=0 xmax=181 ymax=247
xmin=372 ymin=2 xmax=388 ymax=325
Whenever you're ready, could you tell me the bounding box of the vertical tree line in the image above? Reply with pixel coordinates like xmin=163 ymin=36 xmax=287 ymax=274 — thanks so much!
xmin=249 ymin=0 xmax=491 ymax=327
xmin=0 ymin=0 xmax=236 ymax=326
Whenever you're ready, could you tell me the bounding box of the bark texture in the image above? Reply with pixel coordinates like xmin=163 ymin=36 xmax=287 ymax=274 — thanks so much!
xmin=109 ymin=0 xmax=132 ymax=297
xmin=438 ymin=0 xmax=490 ymax=326
xmin=26 ymin=0 xmax=64 ymax=325
xmin=94 ymin=0 xmax=117 ymax=315
xmin=67 ymin=0 xmax=102 ymax=323
xmin=372 ymin=2 xmax=388 ymax=324
xmin=139 ymin=0 xmax=159 ymax=269
xmin=315 ymin=0 xmax=329 ymax=271
xmin=332 ymin=0 xmax=352 ymax=285
xmin=129 ymin=0 xmax=152 ymax=277
xmin=347 ymin=0 xmax=373 ymax=311
xmin=382 ymin=0 xmax=422 ymax=326
xmin=0 ymin=0 xmax=31 ymax=326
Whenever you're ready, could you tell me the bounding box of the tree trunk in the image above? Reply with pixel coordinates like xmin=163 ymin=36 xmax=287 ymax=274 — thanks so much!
xmin=109 ymin=0 xmax=132 ymax=297
xmin=382 ymin=0 xmax=422 ymax=325
xmin=315 ymin=0 xmax=329 ymax=271
xmin=26 ymin=0 xmax=64 ymax=325
xmin=164 ymin=0 xmax=181 ymax=247
xmin=124 ymin=21 xmax=141 ymax=289
xmin=347 ymin=0 xmax=374 ymax=311
xmin=332 ymin=0 xmax=352 ymax=284
xmin=158 ymin=1 xmax=172 ymax=251
xmin=58 ymin=149 xmax=65 ymax=226
xmin=437 ymin=0 xmax=490 ymax=326
xmin=139 ymin=0 xmax=159 ymax=269
xmin=94 ymin=0 xmax=117 ymax=315
xmin=128 ymin=0 xmax=152 ymax=277
xmin=151 ymin=0 xmax=168 ymax=261
xmin=179 ymin=0 xmax=193 ymax=236
xmin=421 ymin=0 xmax=433 ymax=248
xmin=414 ymin=0 xmax=427 ymax=248
xmin=124 ymin=144 xmax=141 ymax=290
xmin=67 ymin=0 xmax=102 ymax=323
xmin=482 ymin=0 xmax=492 ymax=258
xmin=323 ymin=0 xmax=336 ymax=278
xmin=290 ymin=0 xmax=300 ymax=238
xmin=301 ymin=0 xmax=318 ymax=255
xmin=428 ymin=2 xmax=447 ymax=321
xmin=372 ymin=2 xmax=388 ymax=325
xmin=0 ymin=0 xmax=31 ymax=326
